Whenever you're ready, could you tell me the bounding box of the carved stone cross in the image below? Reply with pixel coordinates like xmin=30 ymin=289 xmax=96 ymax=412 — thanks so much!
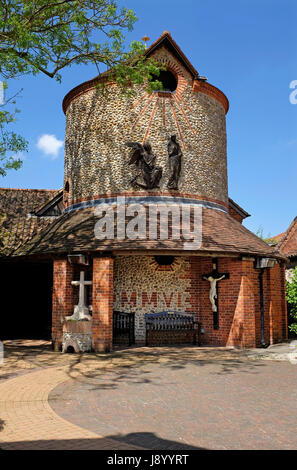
xmin=66 ymin=271 xmax=92 ymax=321
xmin=202 ymin=259 xmax=229 ymax=330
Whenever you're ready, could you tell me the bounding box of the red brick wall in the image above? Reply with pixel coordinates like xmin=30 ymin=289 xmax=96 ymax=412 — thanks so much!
xmin=186 ymin=257 xmax=287 ymax=348
xmin=228 ymin=206 xmax=244 ymax=224
xmin=52 ymin=259 xmax=74 ymax=351
xmin=51 ymin=255 xmax=286 ymax=352
xmin=279 ymin=218 xmax=297 ymax=255
xmin=267 ymin=262 xmax=288 ymax=344
xmin=223 ymin=259 xmax=259 ymax=348
xmin=280 ymin=263 xmax=288 ymax=340
xmin=191 ymin=257 xmax=258 ymax=348
xmin=92 ymin=256 xmax=114 ymax=352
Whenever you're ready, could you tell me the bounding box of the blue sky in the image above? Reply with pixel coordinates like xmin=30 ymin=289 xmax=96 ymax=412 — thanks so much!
xmin=2 ymin=0 xmax=296 ymax=237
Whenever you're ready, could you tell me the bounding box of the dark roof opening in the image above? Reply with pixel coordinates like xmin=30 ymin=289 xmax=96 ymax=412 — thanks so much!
xmin=155 ymin=255 xmax=175 ymax=266
xmin=153 ymin=70 xmax=177 ymax=92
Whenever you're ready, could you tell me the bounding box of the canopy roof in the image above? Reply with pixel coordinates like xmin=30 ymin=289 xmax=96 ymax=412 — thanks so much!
xmin=11 ymin=204 xmax=282 ymax=260
xmin=0 ymin=187 xmax=280 ymax=259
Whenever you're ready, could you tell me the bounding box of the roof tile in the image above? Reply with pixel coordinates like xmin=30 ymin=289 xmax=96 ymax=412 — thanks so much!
xmin=0 ymin=188 xmax=59 ymax=257
xmin=15 ymin=205 xmax=284 ymax=259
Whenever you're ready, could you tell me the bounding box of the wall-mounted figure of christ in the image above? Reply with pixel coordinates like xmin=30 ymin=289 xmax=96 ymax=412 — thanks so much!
xmin=202 ymin=274 xmax=226 ymax=312
xmin=167 ymin=135 xmax=182 ymax=190
xmin=202 ymin=261 xmax=229 ymax=330
xmin=125 ymin=141 xmax=163 ymax=190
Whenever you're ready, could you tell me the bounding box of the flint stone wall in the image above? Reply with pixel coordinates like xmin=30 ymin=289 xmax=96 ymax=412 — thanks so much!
xmin=64 ymin=46 xmax=228 ymax=207
xmin=113 ymin=255 xmax=192 ymax=343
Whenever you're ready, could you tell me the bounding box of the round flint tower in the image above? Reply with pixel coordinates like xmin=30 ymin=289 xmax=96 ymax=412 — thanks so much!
xmin=62 ymin=31 xmax=229 ymax=212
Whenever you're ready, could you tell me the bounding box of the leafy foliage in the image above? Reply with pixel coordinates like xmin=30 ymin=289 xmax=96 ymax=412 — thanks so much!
xmin=286 ymin=267 xmax=297 ymax=334
xmin=107 ymin=40 xmax=164 ymax=95
xmin=0 ymin=0 xmax=161 ymax=85
xmin=0 ymin=1 xmax=163 ymax=175
xmin=255 ymin=225 xmax=272 ymax=243
xmin=0 ymin=83 xmax=28 ymax=176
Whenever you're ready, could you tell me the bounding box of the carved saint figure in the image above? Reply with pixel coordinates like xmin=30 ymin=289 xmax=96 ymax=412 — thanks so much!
xmin=125 ymin=141 xmax=163 ymax=189
xmin=202 ymin=274 xmax=226 ymax=312
xmin=167 ymin=134 xmax=182 ymax=190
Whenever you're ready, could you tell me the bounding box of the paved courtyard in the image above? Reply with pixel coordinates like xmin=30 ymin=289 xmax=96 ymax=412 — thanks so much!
xmin=0 ymin=340 xmax=297 ymax=450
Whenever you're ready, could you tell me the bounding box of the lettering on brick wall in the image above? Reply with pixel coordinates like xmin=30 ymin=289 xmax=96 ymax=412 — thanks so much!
xmin=121 ymin=292 xmax=137 ymax=307
xmin=120 ymin=291 xmax=187 ymax=309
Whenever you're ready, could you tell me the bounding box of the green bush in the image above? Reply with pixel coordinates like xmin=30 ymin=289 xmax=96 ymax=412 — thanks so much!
xmin=286 ymin=267 xmax=297 ymax=334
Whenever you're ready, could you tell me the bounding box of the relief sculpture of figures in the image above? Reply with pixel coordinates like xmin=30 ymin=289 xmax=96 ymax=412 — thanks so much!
xmin=125 ymin=141 xmax=163 ymax=189
xmin=167 ymin=134 xmax=182 ymax=190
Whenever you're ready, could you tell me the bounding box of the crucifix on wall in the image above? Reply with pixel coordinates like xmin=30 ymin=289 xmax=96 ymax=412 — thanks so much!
xmin=66 ymin=271 xmax=92 ymax=321
xmin=202 ymin=259 xmax=229 ymax=330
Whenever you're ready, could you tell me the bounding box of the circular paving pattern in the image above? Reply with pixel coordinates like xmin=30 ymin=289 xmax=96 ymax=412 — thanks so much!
xmin=49 ymin=356 xmax=297 ymax=450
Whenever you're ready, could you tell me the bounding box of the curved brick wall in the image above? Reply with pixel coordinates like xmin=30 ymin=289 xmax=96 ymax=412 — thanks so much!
xmin=63 ymin=45 xmax=228 ymax=208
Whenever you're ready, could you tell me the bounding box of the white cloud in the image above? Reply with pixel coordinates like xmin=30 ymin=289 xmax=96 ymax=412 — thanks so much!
xmin=287 ymin=139 xmax=297 ymax=147
xmin=37 ymin=134 xmax=64 ymax=159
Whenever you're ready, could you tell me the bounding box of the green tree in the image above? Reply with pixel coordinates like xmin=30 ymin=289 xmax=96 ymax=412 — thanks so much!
xmin=0 ymin=83 xmax=27 ymax=176
xmin=255 ymin=225 xmax=265 ymax=239
xmin=286 ymin=267 xmax=297 ymax=335
xmin=0 ymin=0 xmax=162 ymax=175
xmin=255 ymin=225 xmax=272 ymax=243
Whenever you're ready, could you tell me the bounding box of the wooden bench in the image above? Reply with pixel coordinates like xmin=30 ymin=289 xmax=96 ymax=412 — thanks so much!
xmin=145 ymin=311 xmax=201 ymax=347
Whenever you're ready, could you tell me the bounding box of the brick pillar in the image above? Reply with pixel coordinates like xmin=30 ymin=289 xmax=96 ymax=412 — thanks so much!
xmin=52 ymin=259 xmax=74 ymax=351
xmin=213 ymin=258 xmax=257 ymax=348
xmin=267 ymin=262 xmax=288 ymax=344
xmin=240 ymin=259 xmax=259 ymax=348
xmin=213 ymin=258 xmax=259 ymax=348
xmin=92 ymin=256 xmax=114 ymax=352
xmin=281 ymin=263 xmax=288 ymax=341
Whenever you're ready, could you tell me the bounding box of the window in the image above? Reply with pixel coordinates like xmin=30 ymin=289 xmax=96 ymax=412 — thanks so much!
xmin=153 ymin=71 xmax=177 ymax=92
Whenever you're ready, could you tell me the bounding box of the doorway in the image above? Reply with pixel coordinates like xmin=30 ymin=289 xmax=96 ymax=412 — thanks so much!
xmin=1 ymin=261 xmax=53 ymax=340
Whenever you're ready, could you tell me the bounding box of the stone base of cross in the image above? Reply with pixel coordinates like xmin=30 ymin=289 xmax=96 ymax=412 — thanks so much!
xmin=66 ymin=271 xmax=92 ymax=321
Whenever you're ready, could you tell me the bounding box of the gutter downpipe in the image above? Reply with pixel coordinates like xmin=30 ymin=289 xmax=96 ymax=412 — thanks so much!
xmin=259 ymin=268 xmax=269 ymax=348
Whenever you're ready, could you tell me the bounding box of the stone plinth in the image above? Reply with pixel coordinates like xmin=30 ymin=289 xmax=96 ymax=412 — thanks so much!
xmin=62 ymin=320 xmax=92 ymax=353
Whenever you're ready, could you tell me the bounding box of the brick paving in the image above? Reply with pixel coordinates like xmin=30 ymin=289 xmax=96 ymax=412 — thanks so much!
xmin=0 ymin=340 xmax=297 ymax=450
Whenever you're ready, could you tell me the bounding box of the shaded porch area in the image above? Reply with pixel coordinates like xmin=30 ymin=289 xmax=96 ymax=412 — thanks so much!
xmin=0 ymin=260 xmax=53 ymax=340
